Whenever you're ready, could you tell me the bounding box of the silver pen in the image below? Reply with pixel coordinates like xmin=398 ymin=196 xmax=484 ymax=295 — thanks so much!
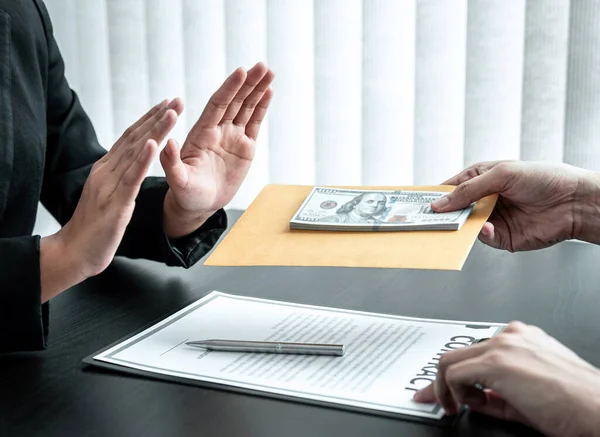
xmin=185 ymin=339 xmax=345 ymax=356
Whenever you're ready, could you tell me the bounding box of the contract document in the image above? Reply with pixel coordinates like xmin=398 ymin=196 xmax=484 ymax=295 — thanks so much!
xmin=86 ymin=292 xmax=504 ymax=423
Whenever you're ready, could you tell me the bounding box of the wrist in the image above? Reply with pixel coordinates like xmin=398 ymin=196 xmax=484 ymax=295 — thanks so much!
xmin=572 ymin=170 xmax=600 ymax=244
xmin=40 ymin=232 xmax=88 ymax=303
xmin=163 ymin=190 xmax=215 ymax=239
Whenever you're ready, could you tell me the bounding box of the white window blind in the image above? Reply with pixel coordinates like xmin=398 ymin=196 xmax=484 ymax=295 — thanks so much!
xmin=35 ymin=0 xmax=600 ymax=236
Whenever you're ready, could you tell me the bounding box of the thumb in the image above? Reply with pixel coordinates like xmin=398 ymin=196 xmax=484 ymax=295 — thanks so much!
xmin=432 ymin=166 xmax=507 ymax=212
xmin=160 ymin=138 xmax=188 ymax=190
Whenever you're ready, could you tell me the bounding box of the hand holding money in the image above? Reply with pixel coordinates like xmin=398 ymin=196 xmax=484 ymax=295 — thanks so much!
xmin=290 ymin=188 xmax=473 ymax=231
xmin=433 ymin=161 xmax=600 ymax=251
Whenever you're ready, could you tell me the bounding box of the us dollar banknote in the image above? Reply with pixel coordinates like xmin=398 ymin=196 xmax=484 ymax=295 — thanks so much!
xmin=290 ymin=187 xmax=473 ymax=231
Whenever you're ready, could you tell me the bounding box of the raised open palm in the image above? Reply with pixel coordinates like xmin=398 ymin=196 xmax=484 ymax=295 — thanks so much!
xmin=160 ymin=62 xmax=274 ymax=220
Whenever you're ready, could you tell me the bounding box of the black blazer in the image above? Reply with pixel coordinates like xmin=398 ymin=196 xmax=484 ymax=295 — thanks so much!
xmin=0 ymin=1 xmax=226 ymax=353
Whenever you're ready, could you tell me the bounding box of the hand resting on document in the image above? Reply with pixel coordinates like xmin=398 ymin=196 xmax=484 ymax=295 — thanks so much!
xmin=414 ymin=321 xmax=600 ymax=437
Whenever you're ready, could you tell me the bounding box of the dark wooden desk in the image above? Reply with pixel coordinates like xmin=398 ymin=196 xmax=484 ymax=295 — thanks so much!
xmin=3 ymin=210 xmax=600 ymax=437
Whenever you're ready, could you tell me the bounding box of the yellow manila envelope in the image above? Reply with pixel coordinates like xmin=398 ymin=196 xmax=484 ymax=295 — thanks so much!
xmin=204 ymin=185 xmax=498 ymax=270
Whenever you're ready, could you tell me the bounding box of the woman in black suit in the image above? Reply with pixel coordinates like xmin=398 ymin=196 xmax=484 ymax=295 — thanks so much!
xmin=0 ymin=1 xmax=274 ymax=352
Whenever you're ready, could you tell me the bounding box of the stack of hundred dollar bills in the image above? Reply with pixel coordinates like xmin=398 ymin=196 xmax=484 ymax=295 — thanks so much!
xmin=290 ymin=187 xmax=473 ymax=231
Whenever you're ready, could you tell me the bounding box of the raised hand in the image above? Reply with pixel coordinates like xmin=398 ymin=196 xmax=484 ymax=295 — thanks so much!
xmin=41 ymin=99 xmax=182 ymax=301
xmin=159 ymin=62 xmax=275 ymax=238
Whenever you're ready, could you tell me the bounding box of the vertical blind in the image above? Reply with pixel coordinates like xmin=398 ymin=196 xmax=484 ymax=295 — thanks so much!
xmin=36 ymin=0 xmax=600 ymax=235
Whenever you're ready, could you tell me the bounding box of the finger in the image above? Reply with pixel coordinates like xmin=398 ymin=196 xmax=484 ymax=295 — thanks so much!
xmin=415 ymin=380 xmax=486 ymax=417
xmin=196 ymin=67 xmax=247 ymax=128
xmin=479 ymin=225 xmax=511 ymax=251
xmin=502 ymin=321 xmax=531 ymax=337
xmin=412 ymin=347 xmax=489 ymax=407
xmin=415 ymin=383 xmax=486 ymax=410
xmin=168 ymin=97 xmax=185 ymax=116
xmin=441 ymin=161 xmax=504 ymax=185
xmin=435 ymin=344 xmax=495 ymax=414
xmin=111 ymin=109 xmax=177 ymax=176
xmin=480 ymin=209 xmax=517 ymax=251
xmin=470 ymin=390 xmax=529 ymax=425
xmin=413 ymin=344 xmax=491 ymax=414
xmin=244 ymin=87 xmax=274 ymax=140
xmin=114 ymin=139 xmax=157 ymax=202
xmin=119 ymin=98 xmax=169 ymax=141
xmin=106 ymin=101 xmax=181 ymax=171
xmin=457 ymin=385 xmax=488 ymax=408
xmin=233 ymin=68 xmax=275 ymax=127
xmin=445 ymin=359 xmax=489 ymax=410
xmin=477 ymin=222 xmax=502 ymax=249
xmin=112 ymin=98 xmax=182 ymax=151
xmin=433 ymin=356 xmax=498 ymax=416
xmin=98 ymin=98 xmax=168 ymax=164
xmin=432 ymin=165 xmax=510 ymax=213
xmin=413 ymin=383 xmax=436 ymax=403
xmin=160 ymin=138 xmax=189 ymax=190
xmin=126 ymin=99 xmax=183 ymax=146
xmin=480 ymin=222 xmax=494 ymax=239
xmin=221 ymin=62 xmax=269 ymax=122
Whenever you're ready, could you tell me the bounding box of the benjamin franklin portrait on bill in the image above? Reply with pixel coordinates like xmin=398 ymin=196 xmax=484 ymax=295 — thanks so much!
xmin=318 ymin=193 xmax=387 ymax=224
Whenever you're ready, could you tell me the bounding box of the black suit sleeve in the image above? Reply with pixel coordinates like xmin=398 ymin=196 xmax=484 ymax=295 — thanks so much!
xmin=37 ymin=1 xmax=226 ymax=267
xmin=0 ymin=236 xmax=48 ymax=352
xmin=0 ymin=3 xmax=225 ymax=354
